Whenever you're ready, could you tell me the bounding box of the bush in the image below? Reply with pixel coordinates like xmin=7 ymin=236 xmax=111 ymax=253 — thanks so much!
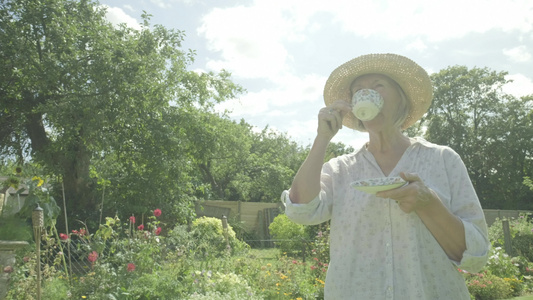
xmin=466 ymin=273 xmax=512 ymax=300
xmin=485 ymin=247 xmax=520 ymax=279
xmin=513 ymin=233 xmax=533 ymax=262
xmin=488 ymin=213 xmax=533 ymax=249
xmin=0 ymin=217 xmax=33 ymax=242
xmin=42 ymin=277 xmax=69 ymax=300
xmin=268 ymin=214 xmax=308 ymax=255
xmin=190 ymin=217 xmax=249 ymax=257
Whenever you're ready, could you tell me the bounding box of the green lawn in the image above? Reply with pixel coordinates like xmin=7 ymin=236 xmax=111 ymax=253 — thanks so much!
xmin=508 ymin=296 xmax=533 ymax=300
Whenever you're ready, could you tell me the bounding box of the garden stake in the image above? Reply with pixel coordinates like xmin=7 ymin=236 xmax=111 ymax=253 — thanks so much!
xmin=61 ymin=179 xmax=73 ymax=281
xmin=32 ymin=204 xmax=44 ymax=300
xmin=222 ymin=215 xmax=231 ymax=252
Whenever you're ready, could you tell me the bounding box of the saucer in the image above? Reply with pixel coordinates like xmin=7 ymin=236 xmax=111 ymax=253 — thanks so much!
xmin=350 ymin=177 xmax=407 ymax=194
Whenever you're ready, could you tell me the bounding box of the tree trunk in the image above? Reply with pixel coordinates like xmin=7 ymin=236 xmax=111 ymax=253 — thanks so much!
xmin=61 ymin=137 xmax=97 ymax=218
xmin=25 ymin=110 xmax=97 ymax=219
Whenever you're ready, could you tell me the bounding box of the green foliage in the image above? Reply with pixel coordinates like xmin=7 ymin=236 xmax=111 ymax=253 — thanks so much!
xmin=42 ymin=277 xmax=70 ymax=300
xmin=524 ymin=177 xmax=533 ymax=191
xmin=191 ymin=118 xmax=307 ymax=203
xmin=190 ymin=217 xmax=249 ymax=257
xmin=466 ymin=273 xmax=513 ymax=300
xmin=0 ymin=217 xmax=32 ymax=241
xmin=0 ymin=0 xmax=243 ymax=223
xmin=269 ymin=214 xmax=309 ymax=255
xmin=488 ymin=214 xmax=533 ymax=258
xmin=421 ymin=66 xmax=533 ymax=209
xmin=513 ymin=233 xmax=533 ymax=262
xmin=485 ymin=246 xmax=520 ymax=279
xmin=0 ymin=173 xmax=60 ymax=241
xmin=187 ymin=271 xmax=260 ymax=299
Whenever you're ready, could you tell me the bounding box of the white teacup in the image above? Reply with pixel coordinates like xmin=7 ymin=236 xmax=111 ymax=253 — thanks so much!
xmin=352 ymin=89 xmax=384 ymax=121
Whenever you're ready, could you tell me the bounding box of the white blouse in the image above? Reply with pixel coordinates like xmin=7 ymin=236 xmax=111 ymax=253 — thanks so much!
xmin=282 ymin=137 xmax=489 ymax=300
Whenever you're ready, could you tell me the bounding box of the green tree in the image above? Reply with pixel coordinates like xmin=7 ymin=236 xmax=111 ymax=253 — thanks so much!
xmin=420 ymin=66 xmax=533 ymax=209
xmin=0 ymin=0 xmax=242 ymax=223
xmin=191 ymin=116 xmax=308 ymax=203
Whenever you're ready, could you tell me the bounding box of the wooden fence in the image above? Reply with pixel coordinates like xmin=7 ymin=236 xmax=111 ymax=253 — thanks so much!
xmin=483 ymin=209 xmax=532 ymax=226
xmin=195 ymin=200 xmax=283 ymax=244
xmin=195 ymin=201 xmax=532 ymax=246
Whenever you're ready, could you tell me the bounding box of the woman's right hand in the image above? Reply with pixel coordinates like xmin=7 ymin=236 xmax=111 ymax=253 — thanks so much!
xmin=317 ymin=100 xmax=352 ymax=141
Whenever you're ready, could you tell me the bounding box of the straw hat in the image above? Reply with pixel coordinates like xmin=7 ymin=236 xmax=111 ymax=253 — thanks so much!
xmin=323 ymin=53 xmax=433 ymax=131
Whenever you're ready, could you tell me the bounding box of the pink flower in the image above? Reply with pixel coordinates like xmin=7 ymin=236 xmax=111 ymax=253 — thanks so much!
xmin=310 ymin=265 xmax=317 ymax=270
xmin=129 ymin=216 xmax=136 ymax=224
xmin=155 ymin=227 xmax=162 ymax=236
xmin=138 ymin=224 xmax=144 ymax=231
xmin=127 ymin=263 xmax=136 ymax=272
xmin=59 ymin=233 xmax=68 ymax=240
xmin=153 ymin=209 xmax=162 ymax=217
xmin=3 ymin=266 xmax=14 ymax=273
xmin=88 ymin=251 xmax=98 ymax=263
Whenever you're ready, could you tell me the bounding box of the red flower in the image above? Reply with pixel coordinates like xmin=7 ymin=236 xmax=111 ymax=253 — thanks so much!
xmin=127 ymin=263 xmax=136 ymax=272
xmin=88 ymin=251 xmax=98 ymax=263
xmin=129 ymin=216 xmax=136 ymax=224
xmin=153 ymin=209 xmax=162 ymax=217
xmin=310 ymin=265 xmax=317 ymax=270
xmin=72 ymin=228 xmax=87 ymax=236
xmin=155 ymin=227 xmax=162 ymax=236
xmin=138 ymin=224 xmax=144 ymax=231
xmin=59 ymin=233 xmax=68 ymax=240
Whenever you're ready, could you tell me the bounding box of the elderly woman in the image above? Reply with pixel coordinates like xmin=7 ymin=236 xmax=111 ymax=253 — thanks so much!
xmin=282 ymin=54 xmax=489 ymax=299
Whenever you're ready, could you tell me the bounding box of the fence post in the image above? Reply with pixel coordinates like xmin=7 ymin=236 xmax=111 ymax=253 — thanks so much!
xmin=502 ymin=219 xmax=513 ymax=256
xmin=221 ymin=215 xmax=231 ymax=252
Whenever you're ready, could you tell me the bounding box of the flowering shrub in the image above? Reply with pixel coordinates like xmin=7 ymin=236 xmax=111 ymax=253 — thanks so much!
xmin=7 ymin=206 xmax=533 ymax=300
xmin=466 ymin=273 xmax=512 ymax=300
xmin=485 ymin=246 xmax=520 ymax=279
xmin=251 ymin=253 xmax=325 ymax=299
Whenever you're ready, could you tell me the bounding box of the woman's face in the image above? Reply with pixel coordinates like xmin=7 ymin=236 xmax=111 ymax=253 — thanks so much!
xmin=350 ymin=74 xmax=403 ymax=131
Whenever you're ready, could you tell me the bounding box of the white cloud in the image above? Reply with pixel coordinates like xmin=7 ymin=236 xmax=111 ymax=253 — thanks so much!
xmin=199 ymin=0 xmax=533 ymax=80
xmin=406 ymin=38 xmax=428 ymax=52
xmin=198 ymin=5 xmax=295 ymax=79
xmin=123 ymin=5 xmax=134 ymax=12
xmin=503 ymin=46 xmax=531 ymax=63
xmin=150 ymin=0 xmax=172 ymax=9
xmin=325 ymin=0 xmax=533 ymax=41
xmin=103 ymin=6 xmax=142 ymax=30
xmin=215 ymin=73 xmax=325 ymax=117
xmin=503 ymin=73 xmax=533 ymax=97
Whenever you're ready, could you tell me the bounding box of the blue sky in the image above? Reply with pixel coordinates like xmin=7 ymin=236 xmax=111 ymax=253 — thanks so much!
xmin=99 ymin=0 xmax=533 ymax=149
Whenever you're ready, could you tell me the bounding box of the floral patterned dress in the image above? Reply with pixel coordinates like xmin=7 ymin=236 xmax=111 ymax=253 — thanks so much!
xmin=282 ymin=137 xmax=489 ymax=300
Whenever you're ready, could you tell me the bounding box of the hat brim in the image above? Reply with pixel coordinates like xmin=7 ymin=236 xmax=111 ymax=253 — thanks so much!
xmin=323 ymin=53 xmax=433 ymax=131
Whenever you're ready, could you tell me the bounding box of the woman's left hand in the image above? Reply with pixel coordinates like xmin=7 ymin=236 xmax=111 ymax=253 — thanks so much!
xmin=376 ymin=172 xmax=437 ymax=213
